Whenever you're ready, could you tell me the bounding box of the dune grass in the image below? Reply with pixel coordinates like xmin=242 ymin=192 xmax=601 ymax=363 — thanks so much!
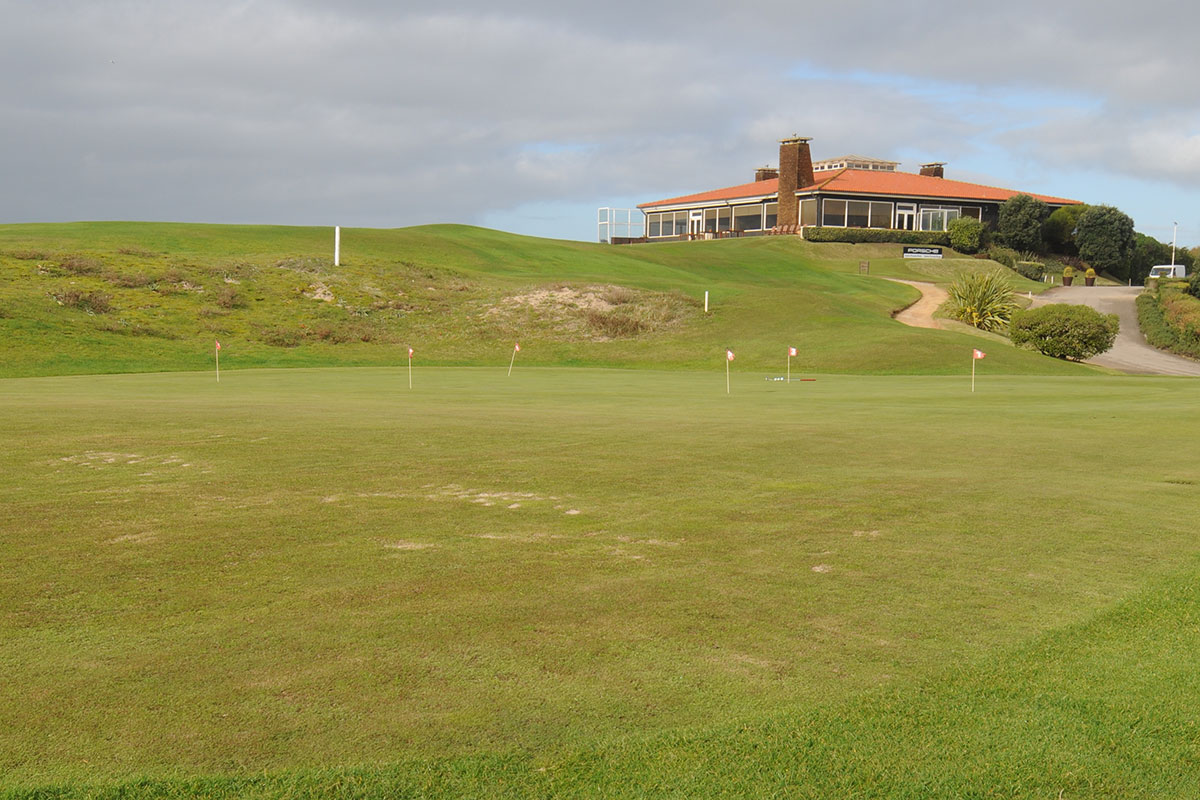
xmin=4 ymin=366 xmax=1200 ymax=797
xmin=0 ymin=223 xmax=1068 ymax=378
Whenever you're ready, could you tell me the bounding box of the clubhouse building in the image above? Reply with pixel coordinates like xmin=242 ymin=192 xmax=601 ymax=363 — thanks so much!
xmin=637 ymin=137 xmax=1079 ymax=240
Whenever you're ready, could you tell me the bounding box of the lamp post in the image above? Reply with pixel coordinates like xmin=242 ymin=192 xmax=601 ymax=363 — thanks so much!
xmin=1171 ymin=221 xmax=1178 ymax=266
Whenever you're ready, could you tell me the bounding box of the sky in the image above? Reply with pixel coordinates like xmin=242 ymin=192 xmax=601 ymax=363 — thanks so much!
xmin=3 ymin=1 xmax=1199 ymax=246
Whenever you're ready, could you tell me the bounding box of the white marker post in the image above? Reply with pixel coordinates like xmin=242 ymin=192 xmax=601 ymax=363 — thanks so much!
xmin=334 ymin=226 xmax=341 ymax=267
xmin=726 ymin=349 xmax=734 ymax=394
xmin=705 ymin=291 xmax=709 ymax=313
xmin=971 ymin=348 xmax=986 ymax=392
xmin=508 ymin=342 xmax=521 ymax=377
xmin=788 ymin=346 xmax=797 ymax=384
xmin=215 ymin=340 xmax=221 ymax=382
xmin=408 ymin=346 xmax=414 ymax=389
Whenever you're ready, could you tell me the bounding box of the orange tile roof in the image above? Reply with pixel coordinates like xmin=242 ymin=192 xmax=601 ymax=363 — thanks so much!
xmin=639 ymin=168 xmax=1079 ymax=209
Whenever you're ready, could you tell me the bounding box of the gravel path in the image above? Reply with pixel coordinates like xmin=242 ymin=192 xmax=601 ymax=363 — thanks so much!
xmin=1030 ymin=286 xmax=1200 ymax=376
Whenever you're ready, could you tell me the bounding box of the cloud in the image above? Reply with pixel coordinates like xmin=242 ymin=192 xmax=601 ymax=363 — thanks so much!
xmin=2 ymin=0 xmax=1200 ymax=240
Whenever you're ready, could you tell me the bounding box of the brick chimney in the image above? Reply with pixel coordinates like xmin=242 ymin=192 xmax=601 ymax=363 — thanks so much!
xmin=919 ymin=162 xmax=945 ymax=178
xmin=777 ymin=136 xmax=813 ymax=226
xmin=755 ymin=166 xmax=779 ymax=182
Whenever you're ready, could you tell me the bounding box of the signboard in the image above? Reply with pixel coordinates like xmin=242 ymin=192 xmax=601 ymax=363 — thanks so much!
xmin=903 ymin=246 xmax=943 ymax=259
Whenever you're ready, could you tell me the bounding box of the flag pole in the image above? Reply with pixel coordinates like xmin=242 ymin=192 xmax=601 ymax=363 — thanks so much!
xmin=726 ymin=355 xmax=730 ymax=395
xmin=408 ymin=347 xmax=413 ymax=389
xmin=508 ymin=344 xmax=518 ymax=377
xmin=215 ymin=341 xmax=220 ymax=383
xmin=787 ymin=352 xmax=791 ymax=384
xmin=971 ymin=353 xmax=976 ymax=393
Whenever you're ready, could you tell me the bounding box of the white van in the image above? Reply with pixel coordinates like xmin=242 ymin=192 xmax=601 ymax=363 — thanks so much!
xmin=1148 ymin=264 xmax=1187 ymax=279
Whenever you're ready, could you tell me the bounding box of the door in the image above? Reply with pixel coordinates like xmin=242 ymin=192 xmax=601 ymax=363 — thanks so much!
xmin=895 ymin=203 xmax=916 ymax=231
xmin=689 ymin=210 xmax=704 ymax=238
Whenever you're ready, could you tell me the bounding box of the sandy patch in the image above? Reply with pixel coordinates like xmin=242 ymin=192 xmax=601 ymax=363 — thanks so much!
xmin=59 ymin=452 xmax=195 ymax=471
xmin=852 ymin=529 xmax=882 ymax=539
xmin=385 ymin=540 xmax=436 ymax=551
xmin=498 ymin=286 xmax=618 ymax=314
xmin=811 ymin=564 xmax=833 ymax=573
xmin=304 ymin=282 xmax=335 ymax=302
xmin=104 ymin=532 xmax=157 ymax=545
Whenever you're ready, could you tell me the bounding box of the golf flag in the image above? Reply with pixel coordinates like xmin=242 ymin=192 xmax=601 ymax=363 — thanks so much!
xmin=725 ymin=349 xmax=734 ymax=394
xmin=789 ymin=347 xmax=797 ymax=357
xmin=407 ymin=346 xmax=414 ymax=388
xmin=215 ymin=340 xmax=221 ymax=350
xmin=508 ymin=342 xmax=521 ymax=376
xmin=787 ymin=346 xmax=797 ymax=383
xmin=408 ymin=347 xmax=414 ymax=359
xmin=214 ymin=340 xmax=221 ymax=382
xmin=726 ymin=349 xmax=735 ymax=361
xmin=971 ymin=348 xmax=985 ymax=392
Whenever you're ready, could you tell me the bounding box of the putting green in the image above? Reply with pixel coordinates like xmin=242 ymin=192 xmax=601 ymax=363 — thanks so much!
xmin=3 ymin=367 xmax=1199 ymax=797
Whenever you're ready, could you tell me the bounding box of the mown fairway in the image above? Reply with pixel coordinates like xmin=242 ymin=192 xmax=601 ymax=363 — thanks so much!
xmin=4 ymin=366 xmax=1200 ymax=797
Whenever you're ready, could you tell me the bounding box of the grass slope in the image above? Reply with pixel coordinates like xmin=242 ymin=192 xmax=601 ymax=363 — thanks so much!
xmin=4 ymin=367 xmax=1200 ymax=797
xmin=0 ymin=223 xmax=1072 ymax=378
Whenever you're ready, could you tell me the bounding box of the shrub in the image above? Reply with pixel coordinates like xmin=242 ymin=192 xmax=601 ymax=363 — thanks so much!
xmin=106 ymin=272 xmax=154 ymax=288
xmin=1010 ymin=304 xmax=1118 ymax=360
xmin=988 ymin=246 xmax=1018 ymax=269
xmin=1042 ymin=204 xmax=1088 ymax=255
xmin=216 ymin=286 xmax=244 ymax=309
xmin=1137 ymin=291 xmax=1200 ymax=359
xmin=946 ymin=271 xmax=1017 ymax=332
xmin=1013 ymin=261 xmax=1045 ymax=281
xmin=59 ymin=255 xmax=103 ymax=274
xmin=53 ymin=289 xmax=112 ymax=313
xmin=1187 ymin=272 xmax=1200 ymax=299
xmin=261 ymin=327 xmax=303 ymax=347
xmin=998 ymin=194 xmax=1049 ymax=252
xmin=1076 ymin=205 xmax=1135 ymax=280
xmin=802 ymin=228 xmax=950 ymax=246
xmin=947 ymin=217 xmax=985 ymax=254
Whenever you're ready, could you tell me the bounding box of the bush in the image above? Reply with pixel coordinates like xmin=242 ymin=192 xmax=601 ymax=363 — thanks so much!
xmin=1010 ymin=304 xmax=1118 ymax=360
xmin=1043 ymin=204 xmax=1088 ymax=255
xmin=946 ymin=271 xmax=1017 ymax=332
xmin=802 ymin=227 xmax=950 ymax=246
xmin=998 ymin=195 xmax=1049 ymax=252
xmin=987 ymin=246 xmax=1018 ymax=269
xmin=947 ymin=217 xmax=985 ymax=254
xmin=59 ymin=255 xmax=104 ymax=275
xmin=52 ymin=289 xmax=112 ymax=313
xmin=216 ymin=286 xmax=244 ymax=309
xmin=106 ymin=272 xmax=154 ymax=288
xmin=1187 ymin=272 xmax=1200 ymax=299
xmin=1013 ymin=261 xmax=1045 ymax=281
xmin=1137 ymin=291 xmax=1200 ymax=359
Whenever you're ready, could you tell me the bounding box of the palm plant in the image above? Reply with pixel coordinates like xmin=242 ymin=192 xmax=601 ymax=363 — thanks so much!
xmin=946 ymin=270 xmax=1017 ymax=332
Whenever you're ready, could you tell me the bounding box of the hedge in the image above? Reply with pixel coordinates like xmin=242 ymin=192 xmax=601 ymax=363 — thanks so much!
xmin=802 ymin=227 xmax=951 ymax=246
xmin=1138 ymin=289 xmax=1200 ymax=359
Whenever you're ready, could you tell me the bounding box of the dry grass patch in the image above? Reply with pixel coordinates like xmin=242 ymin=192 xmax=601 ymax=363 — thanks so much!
xmin=491 ymin=284 xmax=700 ymax=341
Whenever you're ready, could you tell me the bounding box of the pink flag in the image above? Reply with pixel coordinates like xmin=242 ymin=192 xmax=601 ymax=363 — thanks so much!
xmin=408 ymin=347 xmax=414 ymax=359
xmin=514 ymin=342 xmax=521 ymax=352
xmin=973 ymin=349 xmax=986 ymax=360
xmin=215 ymin=340 xmax=221 ymax=350
xmin=726 ymin=349 xmax=735 ymax=362
xmin=788 ymin=347 xmax=797 ymax=357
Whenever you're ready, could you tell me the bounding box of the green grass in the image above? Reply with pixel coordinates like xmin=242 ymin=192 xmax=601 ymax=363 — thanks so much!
xmin=4 ymin=367 xmax=1200 ymax=797
xmin=0 ymin=223 xmax=1070 ymax=378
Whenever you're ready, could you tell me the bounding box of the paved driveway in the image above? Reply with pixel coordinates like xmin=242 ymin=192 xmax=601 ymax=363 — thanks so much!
xmin=1030 ymin=286 xmax=1200 ymax=376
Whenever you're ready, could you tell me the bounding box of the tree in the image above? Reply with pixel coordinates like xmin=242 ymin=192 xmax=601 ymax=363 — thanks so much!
xmin=948 ymin=216 xmax=985 ymax=254
xmin=1076 ymin=205 xmax=1136 ymax=281
xmin=998 ymin=194 xmax=1049 ymax=252
xmin=1129 ymin=232 xmax=1171 ymax=286
xmin=1042 ymin=204 xmax=1088 ymax=255
xmin=1010 ymin=304 xmax=1118 ymax=361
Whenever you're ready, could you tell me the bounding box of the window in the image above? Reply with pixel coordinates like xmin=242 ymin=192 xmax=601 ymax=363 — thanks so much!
xmin=734 ymin=204 xmax=763 ymax=231
xmin=822 ymin=199 xmax=847 ymax=227
xmin=704 ymin=208 xmax=717 ymax=233
xmin=918 ymin=207 xmax=961 ymax=232
xmin=800 ymin=199 xmax=817 ymax=226
xmin=764 ymin=202 xmax=778 ymax=229
xmin=869 ymin=201 xmax=892 ymax=229
xmin=649 ymin=214 xmax=661 ymax=237
xmin=846 ymin=200 xmax=870 ymax=228
xmin=961 ymin=206 xmax=981 ymax=220
xmin=718 ymin=208 xmax=731 ymax=233
xmin=673 ymin=212 xmax=688 ymax=236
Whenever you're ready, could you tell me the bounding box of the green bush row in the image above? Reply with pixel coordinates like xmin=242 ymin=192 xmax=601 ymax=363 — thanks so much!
xmin=1137 ymin=290 xmax=1200 ymax=359
xmin=803 ymin=227 xmax=951 ymax=246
